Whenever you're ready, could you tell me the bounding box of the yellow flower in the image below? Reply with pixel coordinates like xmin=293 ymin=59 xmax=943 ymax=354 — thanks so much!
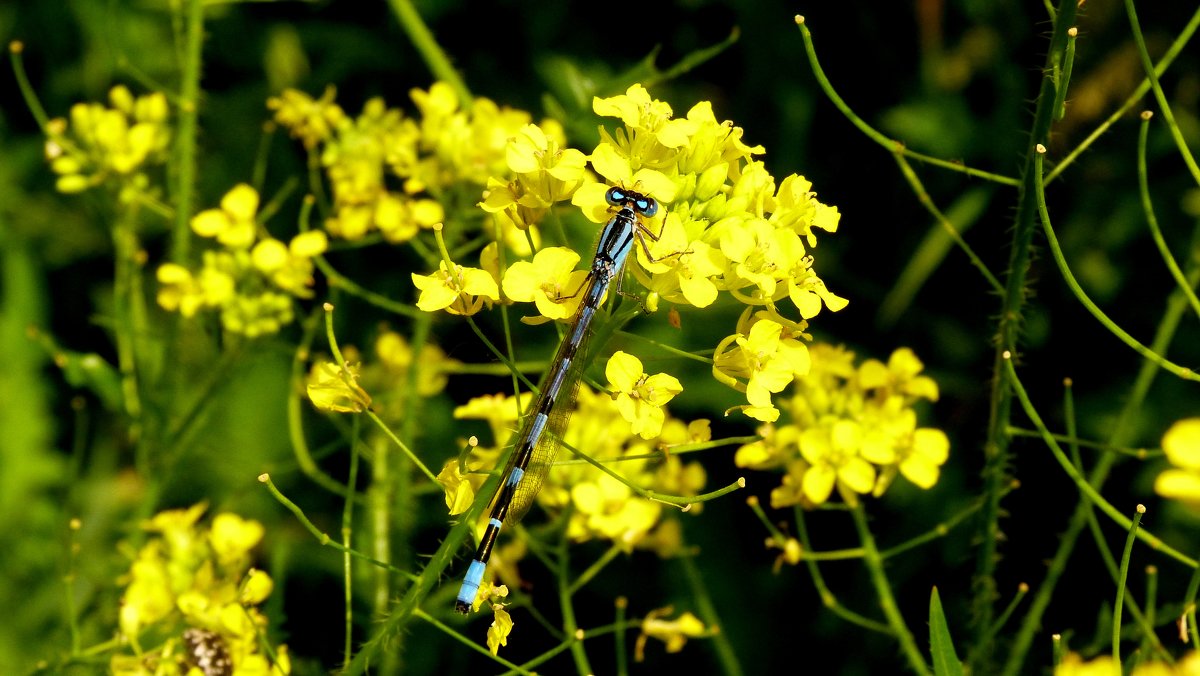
xmin=374 ymin=330 xmax=455 ymax=397
xmin=306 ymin=359 xmax=372 ymax=413
xmin=1054 ymin=653 xmax=1119 ymax=676
xmin=606 ymin=351 xmax=683 ymax=439
xmin=1155 ymin=418 xmax=1200 ymax=507
xmin=192 ymin=183 xmax=260 ymax=249
xmin=712 ymin=317 xmax=811 ymax=422
xmin=568 ymin=472 xmax=662 ymax=544
xmin=267 ymin=85 xmax=346 ymax=149
xmin=210 ymin=513 xmax=265 ymax=566
xmin=114 ymin=505 xmax=287 ymax=673
xmin=412 ymin=260 xmax=501 ymax=316
xmin=635 ymin=607 xmax=707 ymax=661
xmin=594 ymin=84 xmax=697 ymax=154
xmin=251 ymin=230 xmax=327 ymax=298
xmin=858 ymin=348 xmax=940 ymax=401
xmin=717 ymin=218 xmax=796 ymax=301
xmin=799 ymin=419 xmax=875 ymax=504
xmin=501 ymin=247 xmax=589 ymax=321
xmin=633 ymin=213 xmax=727 ymax=309
xmin=437 ymin=459 xmax=477 ymax=516
xmin=504 ymin=122 xmax=587 ymax=205
xmin=45 ymin=85 xmax=170 ymax=193
xmin=486 ymin=605 xmax=514 ymax=656
xmin=454 ymin=391 xmax=532 ymax=452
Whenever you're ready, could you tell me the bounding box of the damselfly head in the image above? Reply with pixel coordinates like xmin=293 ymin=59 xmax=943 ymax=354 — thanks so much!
xmin=605 ymin=186 xmax=659 ymax=218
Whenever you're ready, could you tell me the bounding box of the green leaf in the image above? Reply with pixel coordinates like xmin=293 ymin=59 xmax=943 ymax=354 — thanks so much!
xmin=930 ymin=586 xmax=964 ymax=676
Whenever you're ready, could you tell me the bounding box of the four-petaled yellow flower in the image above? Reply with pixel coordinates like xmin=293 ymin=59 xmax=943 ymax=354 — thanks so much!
xmin=306 ymin=359 xmax=372 ymax=413
xmin=412 ymin=260 xmax=501 ymax=316
xmin=712 ymin=317 xmax=811 ymax=422
xmin=191 ymin=183 xmax=260 ymax=249
xmin=501 ymin=247 xmax=589 ymax=321
xmin=606 ymin=351 xmax=683 ymax=439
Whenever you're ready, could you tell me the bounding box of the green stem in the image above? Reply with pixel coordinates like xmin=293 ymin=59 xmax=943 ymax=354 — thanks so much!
xmin=678 ymin=550 xmax=743 ymax=676
xmin=1113 ymin=506 xmax=1146 ymax=665
xmin=1034 ymin=148 xmax=1198 ymax=381
xmin=795 ymin=18 xmax=1018 ymax=187
xmin=1137 ymin=113 xmax=1200 ymax=319
xmin=850 ymin=502 xmax=931 ymax=676
xmin=386 ymin=0 xmax=472 ymax=108
xmin=171 ymin=0 xmax=204 ymax=264
xmin=342 ymin=419 xmax=361 ymax=669
xmin=1124 ymin=0 xmax=1200 ymax=188
xmin=969 ymin=1 xmax=1079 ymax=664
xmin=1002 ymin=256 xmax=1200 ymax=676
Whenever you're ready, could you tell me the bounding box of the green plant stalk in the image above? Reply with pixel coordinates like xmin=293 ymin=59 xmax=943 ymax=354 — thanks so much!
xmin=1045 ymin=6 xmax=1200 ymax=184
xmin=850 ymin=502 xmax=931 ymax=676
xmin=970 ymin=2 xmax=1080 ymax=665
xmin=793 ymin=506 xmax=891 ymax=634
xmin=413 ymin=608 xmax=531 ymax=674
xmin=891 ymin=152 xmax=1002 ymax=294
xmin=287 ymin=307 xmax=354 ymax=497
xmin=615 ymin=597 xmax=628 ymax=676
xmin=1082 ymin=504 xmax=1168 ymax=660
xmin=1138 ymin=114 xmax=1200 ymax=319
xmin=678 ymin=549 xmax=743 ymax=676
xmin=1003 ymin=260 xmax=1200 ymax=676
xmin=342 ymin=418 xmax=361 ymax=670
xmin=343 ymin=468 xmax=498 ymax=673
xmin=171 ymin=0 xmax=204 ymax=264
xmin=1113 ymin=506 xmax=1146 ymax=665
xmin=795 ymin=18 xmax=1019 ymax=187
xmin=1036 ymin=150 xmax=1198 ymax=379
xmin=1124 ymin=0 xmax=1200 ymax=188
xmin=558 ymin=539 xmax=592 ymax=675
xmin=112 ymin=209 xmax=144 ymax=447
xmin=259 ymin=474 xmax=419 ymax=581
xmin=1052 ymin=29 xmax=1076 ymax=121
xmin=387 ymin=0 xmax=471 ymax=109
xmin=1142 ymin=566 xmax=1158 ymax=657
xmin=1003 ymin=355 xmax=1195 ymax=567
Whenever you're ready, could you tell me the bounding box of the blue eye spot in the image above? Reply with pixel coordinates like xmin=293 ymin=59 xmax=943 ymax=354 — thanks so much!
xmin=636 ymin=198 xmax=659 ymax=217
xmin=606 ymin=187 xmax=626 ymax=206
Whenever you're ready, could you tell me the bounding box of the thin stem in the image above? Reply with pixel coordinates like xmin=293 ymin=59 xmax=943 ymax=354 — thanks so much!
xmin=171 ymin=0 xmax=204 ymax=264
xmin=1124 ymin=0 xmax=1200 ymax=188
xmin=1033 ymin=147 xmax=1199 ymax=381
xmin=386 ymin=0 xmax=472 ymax=109
xmin=1003 ymin=354 xmax=1196 ymax=568
xmin=258 ymin=474 xmax=418 ymax=582
xmin=1113 ymin=506 xmax=1147 ymax=665
xmin=795 ymin=18 xmax=1018 ymax=187
xmin=678 ymin=549 xmax=743 ymax=676
xmin=1137 ymin=112 xmax=1200 ymax=320
xmin=341 ymin=420 xmax=361 ymax=669
xmin=850 ymin=501 xmax=931 ymax=676
xmin=1045 ymin=6 xmax=1200 ymax=183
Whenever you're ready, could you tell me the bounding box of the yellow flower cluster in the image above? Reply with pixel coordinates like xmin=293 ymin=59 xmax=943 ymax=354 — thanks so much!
xmin=447 ymin=384 xmax=706 ymax=559
xmin=269 ymin=83 xmax=560 ymax=244
xmin=423 ymin=83 xmax=848 ymax=420
xmin=110 ymin=504 xmax=289 ymax=675
xmin=735 ymin=343 xmax=949 ymax=507
xmin=305 ymin=330 xmax=456 ymax=415
xmin=44 ymin=85 xmax=170 ymax=195
xmin=156 ymin=184 xmax=328 ymax=336
xmin=1056 ymin=651 xmax=1200 ymax=675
